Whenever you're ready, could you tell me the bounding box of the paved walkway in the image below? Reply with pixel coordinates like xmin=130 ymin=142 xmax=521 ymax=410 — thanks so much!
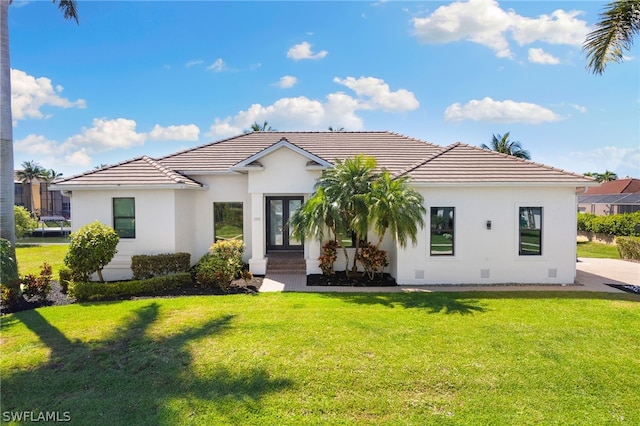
xmin=260 ymin=258 xmax=640 ymax=294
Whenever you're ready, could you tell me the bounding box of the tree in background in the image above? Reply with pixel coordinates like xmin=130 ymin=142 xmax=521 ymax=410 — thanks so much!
xmin=15 ymin=160 xmax=46 ymax=215
xmin=584 ymin=170 xmax=619 ymax=182
xmin=250 ymin=121 xmax=274 ymax=132
xmin=583 ymin=0 xmax=640 ymax=75
xmin=481 ymin=133 xmax=531 ymax=160
xmin=0 ymin=1 xmax=78 ymax=286
xmin=14 ymin=205 xmax=37 ymax=238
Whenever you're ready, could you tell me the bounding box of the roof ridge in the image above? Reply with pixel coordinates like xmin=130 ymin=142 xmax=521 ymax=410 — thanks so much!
xmin=140 ymin=155 xmax=194 ymax=184
xmin=395 ymin=142 xmax=460 ymax=178
xmin=55 ymin=156 xmax=146 ymax=183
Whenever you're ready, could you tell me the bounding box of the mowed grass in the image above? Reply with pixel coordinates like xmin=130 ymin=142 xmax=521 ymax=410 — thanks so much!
xmin=1 ymin=292 xmax=639 ymax=425
xmin=15 ymin=244 xmax=68 ymax=277
xmin=577 ymin=241 xmax=621 ymax=259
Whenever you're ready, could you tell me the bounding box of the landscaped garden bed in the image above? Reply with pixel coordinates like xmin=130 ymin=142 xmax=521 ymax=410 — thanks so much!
xmin=307 ymin=272 xmax=396 ymax=287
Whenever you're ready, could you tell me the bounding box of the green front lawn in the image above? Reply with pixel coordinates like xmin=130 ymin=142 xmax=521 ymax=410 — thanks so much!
xmin=576 ymin=241 xmax=621 ymax=259
xmin=15 ymin=244 xmax=68 ymax=277
xmin=2 ymin=292 xmax=638 ymax=425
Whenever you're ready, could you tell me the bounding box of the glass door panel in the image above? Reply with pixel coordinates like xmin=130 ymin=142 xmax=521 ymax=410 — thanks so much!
xmin=269 ymin=199 xmax=283 ymax=247
xmin=266 ymin=196 xmax=303 ymax=251
xmin=288 ymin=199 xmax=302 ymax=245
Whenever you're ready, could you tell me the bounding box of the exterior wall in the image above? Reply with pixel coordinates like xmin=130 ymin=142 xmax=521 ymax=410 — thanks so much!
xmin=69 ymin=188 xmax=179 ymax=281
xmin=174 ymin=190 xmax=197 ymax=257
xmin=395 ymin=186 xmax=578 ymax=285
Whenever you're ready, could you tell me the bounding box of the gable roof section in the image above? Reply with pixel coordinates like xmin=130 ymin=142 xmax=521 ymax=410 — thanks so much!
xmin=51 ymin=156 xmax=204 ymax=189
xmin=231 ymin=138 xmax=333 ymax=171
xmin=399 ymin=142 xmax=596 ymax=185
xmin=157 ymin=131 xmax=443 ymax=176
xmin=585 ymin=178 xmax=640 ymax=195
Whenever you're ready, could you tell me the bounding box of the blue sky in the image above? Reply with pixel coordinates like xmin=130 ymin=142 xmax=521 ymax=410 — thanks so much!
xmin=8 ymin=0 xmax=639 ymax=178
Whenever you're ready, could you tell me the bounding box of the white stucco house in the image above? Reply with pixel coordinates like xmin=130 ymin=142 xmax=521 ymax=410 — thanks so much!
xmin=52 ymin=131 xmax=596 ymax=285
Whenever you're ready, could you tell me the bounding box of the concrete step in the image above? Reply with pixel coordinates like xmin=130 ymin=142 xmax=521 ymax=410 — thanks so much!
xmin=267 ymin=252 xmax=306 ymax=274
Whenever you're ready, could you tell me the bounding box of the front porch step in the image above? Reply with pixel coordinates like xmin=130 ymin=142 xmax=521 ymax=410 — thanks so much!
xmin=267 ymin=252 xmax=306 ymax=274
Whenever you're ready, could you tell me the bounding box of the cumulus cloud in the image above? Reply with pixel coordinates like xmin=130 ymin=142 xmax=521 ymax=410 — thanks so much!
xmin=14 ymin=134 xmax=59 ymax=157
xmin=528 ymin=48 xmax=560 ymax=64
xmin=63 ymin=118 xmax=147 ymax=151
xmin=412 ymin=0 xmax=588 ymax=59
xmin=444 ymin=97 xmax=562 ymax=124
xmin=277 ymin=75 xmax=298 ymax=89
xmin=207 ymin=58 xmax=226 ymax=72
xmin=10 ymin=69 xmax=86 ymax=120
xmin=287 ymin=41 xmax=328 ymax=60
xmin=148 ymin=124 xmax=200 ymax=141
xmin=206 ymin=76 xmax=416 ymax=137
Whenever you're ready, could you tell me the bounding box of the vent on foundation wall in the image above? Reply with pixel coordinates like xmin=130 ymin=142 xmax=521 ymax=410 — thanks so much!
xmin=415 ymin=270 xmax=424 ymax=279
xmin=480 ymin=269 xmax=490 ymax=279
xmin=548 ymin=268 xmax=557 ymax=278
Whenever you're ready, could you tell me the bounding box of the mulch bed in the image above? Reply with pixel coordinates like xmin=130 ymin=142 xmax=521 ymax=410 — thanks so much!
xmin=0 ymin=277 xmax=263 ymax=315
xmin=307 ymin=272 xmax=397 ymax=287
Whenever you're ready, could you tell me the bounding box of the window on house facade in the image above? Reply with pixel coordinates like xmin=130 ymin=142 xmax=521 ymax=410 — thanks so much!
xmin=214 ymin=202 xmax=243 ymax=241
xmin=113 ymin=198 xmax=135 ymax=238
xmin=430 ymin=207 xmax=455 ymax=255
xmin=519 ymin=207 xmax=542 ymax=255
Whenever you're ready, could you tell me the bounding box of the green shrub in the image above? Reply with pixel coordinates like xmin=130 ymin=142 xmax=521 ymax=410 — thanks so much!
xmin=59 ymin=266 xmax=84 ymax=294
xmin=131 ymin=252 xmax=191 ymax=280
xmin=20 ymin=263 xmax=52 ymax=302
xmin=69 ymin=272 xmax=192 ymax=302
xmin=0 ymin=284 xmax=20 ymax=310
xmin=64 ymin=221 xmax=120 ymax=282
xmin=577 ymin=212 xmax=640 ymax=236
xmin=14 ymin=205 xmax=38 ymax=238
xmin=356 ymin=242 xmax=389 ymax=280
xmin=0 ymin=238 xmax=19 ymax=287
xmin=195 ymin=240 xmax=245 ymax=293
xmin=616 ymin=236 xmax=640 ymax=261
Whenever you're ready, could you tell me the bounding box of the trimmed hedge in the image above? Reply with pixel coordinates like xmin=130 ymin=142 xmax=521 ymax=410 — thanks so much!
xmin=577 ymin=212 xmax=640 ymax=236
xmin=69 ymin=272 xmax=192 ymax=302
xmin=617 ymin=236 xmax=640 ymax=261
xmin=131 ymin=252 xmax=191 ymax=280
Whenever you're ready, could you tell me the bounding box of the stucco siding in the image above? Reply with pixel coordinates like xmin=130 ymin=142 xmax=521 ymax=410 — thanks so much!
xmin=396 ymin=186 xmax=578 ymax=285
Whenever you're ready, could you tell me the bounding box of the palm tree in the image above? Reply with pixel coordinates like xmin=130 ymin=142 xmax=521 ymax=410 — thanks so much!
xmin=1 ymin=0 xmax=78 ymax=256
xmin=583 ymin=0 xmax=640 ymax=75
xmin=481 ymin=133 xmax=531 ymax=160
xmin=15 ymin=160 xmax=46 ymax=215
xmin=328 ymin=126 xmax=344 ymax=132
xmin=368 ymin=171 xmax=425 ymax=248
xmin=250 ymin=121 xmax=274 ymax=132
xmin=584 ymin=170 xmax=619 ymax=182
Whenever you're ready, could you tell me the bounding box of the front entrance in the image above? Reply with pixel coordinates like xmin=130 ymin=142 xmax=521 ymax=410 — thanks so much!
xmin=266 ymin=196 xmax=303 ymax=251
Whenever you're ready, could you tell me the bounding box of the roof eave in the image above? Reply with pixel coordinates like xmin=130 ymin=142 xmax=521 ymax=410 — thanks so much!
xmin=50 ymin=183 xmax=208 ymax=191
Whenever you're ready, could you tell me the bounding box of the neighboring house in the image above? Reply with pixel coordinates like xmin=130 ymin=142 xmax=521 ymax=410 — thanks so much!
xmin=14 ymin=173 xmax=71 ymax=218
xmin=51 ymin=131 xmax=596 ymax=284
xmin=578 ymin=178 xmax=640 ymax=215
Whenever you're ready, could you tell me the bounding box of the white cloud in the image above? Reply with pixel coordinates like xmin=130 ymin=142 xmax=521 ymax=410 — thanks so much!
xmin=206 ymin=76 xmax=416 ymax=137
xmin=287 ymin=41 xmax=328 ymax=60
xmin=277 ymin=75 xmax=298 ymax=89
xmin=412 ymin=0 xmax=589 ymax=59
xmin=148 ymin=124 xmax=200 ymax=141
xmin=558 ymin=146 xmax=640 ymax=178
xmin=185 ymin=59 xmax=204 ymax=68
xmin=14 ymin=134 xmax=58 ymax=157
xmin=528 ymin=48 xmax=560 ymax=64
xmin=444 ymin=97 xmax=562 ymax=124
xmin=207 ymin=58 xmax=226 ymax=72
xmin=333 ymin=76 xmax=419 ymax=111
xmin=63 ymin=118 xmax=146 ymax=151
xmin=63 ymin=148 xmax=93 ymax=169
xmin=10 ymin=69 xmax=86 ymax=120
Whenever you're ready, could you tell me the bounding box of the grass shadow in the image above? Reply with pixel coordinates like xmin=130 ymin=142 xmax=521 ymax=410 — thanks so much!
xmin=4 ymin=303 xmax=293 ymax=424
xmin=321 ymin=292 xmax=487 ymax=315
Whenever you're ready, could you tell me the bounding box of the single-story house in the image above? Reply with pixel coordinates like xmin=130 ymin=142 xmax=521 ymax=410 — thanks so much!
xmin=52 ymin=131 xmax=596 ymax=285
xmin=578 ymin=178 xmax=640 ymax=215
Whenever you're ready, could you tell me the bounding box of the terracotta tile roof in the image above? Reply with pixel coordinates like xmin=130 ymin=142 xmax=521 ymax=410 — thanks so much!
xmin=585 ymin=178 xmax=640 ymax=194
xmin=53 ymin=156 xmax=203 ymax=188
xmin=399 ymin=142 xmax=596 ymax=184
xmin=157 ymin=131 xmax=442 ymax=176
xmin=54 ymin=132 xmax=594 ymax=188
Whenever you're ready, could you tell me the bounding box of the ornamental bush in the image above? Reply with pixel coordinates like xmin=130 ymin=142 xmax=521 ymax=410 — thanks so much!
xmin=616 ymin=236 xmax=640 ymax=261
xmin=577 ymin=212 xmax=640 ymax=236
xmin=0 ymin=238 xmax=19 ymax=287
xmin=318 ymin=240 xmax=339 ymax=275
xmin=14 ymin=205 xmax=38 ymax=238
xmin=195 ymin=240 xmax=245 ymax=293
xmin=69 ymin=273 xmax=191 ymax=302
xmin=131 ymin=252 xmax=191 ymax=280
xmin=356 ymin=241 xmax=388 ymax=280
xmin=64 ymin=221 xmax=119 ymax=282
xmin=20 ymin=263 xmax=52 ymax=302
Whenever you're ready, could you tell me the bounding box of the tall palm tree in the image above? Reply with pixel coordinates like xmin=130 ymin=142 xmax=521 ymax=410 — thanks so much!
xmin=1 ymin=0 xmax=78 ymax=255
xmin=328 ymin=126 xmax=344 ymax=132
xmin=583 ymin=0 xmax=640 ymax=75
xmin=368 ymin=171 xmax=425 ymax=248
xmin=15 ymin=160 xmax=45 ymax=215
xmin=481 ymin=133 xmax=531 ymax=160
xmin=584 ymin=170 xmax=619 ymax=182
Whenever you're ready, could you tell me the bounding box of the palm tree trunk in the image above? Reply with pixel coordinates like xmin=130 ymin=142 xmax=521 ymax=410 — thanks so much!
xmin=0 ymin=0 xmax=16 ymax=247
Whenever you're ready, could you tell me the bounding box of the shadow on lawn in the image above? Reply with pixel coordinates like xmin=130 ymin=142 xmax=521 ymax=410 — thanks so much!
xmin=4 ymin=303 xmax=292 ymax=425
xmin=321 ymin=292 xmax=487 ymax=315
